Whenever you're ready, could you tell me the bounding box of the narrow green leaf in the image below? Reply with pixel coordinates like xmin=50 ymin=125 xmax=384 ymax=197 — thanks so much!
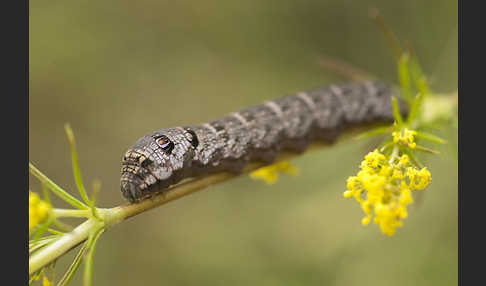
xmin=398 ymin=53 xmax=412 ymax=102
xmin=64 ymin=123 xmax=92 ymax=206
xmin=409 ymin=55 xmax=429 ymax=96
xmin=90 ymin=180 xmax=102 ymax=219
xmin=83 ymin=228 xmax=104 ymax=286
xmin=355 ymin=126 xmax=392 ymax=140
xmin=42 ymin=183 xmax=50 ymax=205
xmin=29 ymin=234 xmax=60 ymax=245
xmin=57 ymin=241 xmax=90 ymax=286
xmin=29 ymin=162 xmax=88 ymax=210
xmin=406 ymin=91 xmax=425 ymax=126
xmin=52 ymin=218 xmax=74 ymax=232
xmin=29 ymin=236 xmax=60 ymax=253
xmin=47 ymin=228 xmax=65 ymax=236
xmin=414 ymin=145 xmax=440 ymax=155
xmin=415 ymin=131 xmax=447 ymax=144
xmin=32 ymin=215 xmax=55 ymax=241
xmin=391 ymin=97 xmax=404 ymax=127
xmin=29 ymin=237 xmax=59 ymax=254
xmin=50 ymin=260 xmax=58 ymax=286
xmin=29 ymin=237 xmax=53 ymax=250
xmin=417 ymin=77 xmax=428 ymax=97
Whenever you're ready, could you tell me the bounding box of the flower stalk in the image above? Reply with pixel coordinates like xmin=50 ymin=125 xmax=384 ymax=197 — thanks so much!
xmin=28 ymin=123 xmax=381 ymax=278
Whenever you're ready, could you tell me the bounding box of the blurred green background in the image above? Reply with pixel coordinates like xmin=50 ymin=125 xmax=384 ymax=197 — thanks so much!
xmin=29 ymin=0 xmax=457 ymax=285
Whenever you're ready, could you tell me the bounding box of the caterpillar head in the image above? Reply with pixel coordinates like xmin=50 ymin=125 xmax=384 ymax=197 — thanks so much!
xmin=120 ymin=127 xmax=199 ymax=202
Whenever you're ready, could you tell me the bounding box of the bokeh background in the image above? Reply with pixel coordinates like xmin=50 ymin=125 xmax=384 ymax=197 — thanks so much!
xmin=29 ymin=0 xmax=457 ymax=285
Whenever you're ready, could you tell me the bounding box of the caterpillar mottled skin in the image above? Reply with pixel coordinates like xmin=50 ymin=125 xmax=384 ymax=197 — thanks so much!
xmin=120 ymin=81 xmax=407 ymax=203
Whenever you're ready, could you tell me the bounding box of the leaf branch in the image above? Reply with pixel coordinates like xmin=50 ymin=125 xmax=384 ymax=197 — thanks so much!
xmin=28 ymin=124 xmax=379 ymax=275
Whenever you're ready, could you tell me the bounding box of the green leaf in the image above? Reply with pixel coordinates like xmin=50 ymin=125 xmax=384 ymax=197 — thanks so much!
xmin=406 ymin=91 xmax=425 ymax=126
xmin=90 ymin=180 xmax=102 ymax=219
xmin=414 ymin=145 xmax=440 ymax=155
xmin=42 ymin=183 xmax=50 ymax=205
xmin=29 ymin=236 xmax=60 ymax=254
xmin=65 ymin=124 xmax=92 ymax=207
xmin=355 ymin=126 xmax=392 ymax=140
xmin=50 ymin=260 xmax=58 ymax=286
xmin=415 ymin=131 xmax=447 ymax=144
xmin=32 ymin=215 xmax=55 ymax=241
xmin=29 ymin=162 xmax=88 ymax=210
xmin=52 ymin=218 xmax=74 ymax=232
xmin=392 ymin=97 xmax=404 ymax=127
xmin=84 ymin=228 xmax=104 ymax=286
xmin=29 ymin=236 xmax=54 ymax=248
xmin=405 ymin=54 xmax=430 ymax=127
xmin=29 ymin=239 xmax=56 ymax=254
xmin=409 ymin=54 xmax=429 ymax=96
xmin=398 ymin=53 xmax=412 ymax=103
xmin=47 ymin=228 xmax=65 ymax=236
xmin=57 ymin=241 xmax=90 ymax=286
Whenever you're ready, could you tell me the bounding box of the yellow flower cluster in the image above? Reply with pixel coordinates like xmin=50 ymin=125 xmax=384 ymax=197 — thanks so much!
xmin=29 ymin=191 xmax=51 ymax=232
xmin=392 ymin=128 xmax=417 ymax=148
xmin=343 ymin=149 xmax=431 ymax=236
xmin=250 ymin=161 xmax=299 ymax=184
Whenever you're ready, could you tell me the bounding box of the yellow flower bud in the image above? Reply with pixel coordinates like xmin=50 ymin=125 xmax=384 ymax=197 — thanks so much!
xmin=400 ymin=154 xmax=409 ymax=165
xmin=29 ymin=191 xmax=40 ymax=206
xmin=399 ymin=188 xmax=413 ymax=205
xmin=343 ymin=190 xmax=353 ymax=198
xmin=361 ymin=216 xmax=371 ymax=226
xmin=29 ymin=192 xmax=51 ymax=232
xmin=250 ymin=161 xmax=299 ymax=185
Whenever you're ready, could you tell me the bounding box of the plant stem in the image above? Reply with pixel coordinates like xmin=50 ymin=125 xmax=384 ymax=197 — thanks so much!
xmin=64 ymin=123 xmax=92 ymax=206
xmin=29 ymin=219 xmax=101 ymax=274
xmin=29 ymin=163 xmax=88 ymax=210
xmin=28 ymin=123 xmax=385 ymax=275
xmin=52 ymin=209 xmax=93 ymax=218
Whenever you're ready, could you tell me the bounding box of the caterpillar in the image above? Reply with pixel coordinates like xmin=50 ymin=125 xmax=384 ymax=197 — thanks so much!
xmin=120 ymin=81 xmax=407 ymax=203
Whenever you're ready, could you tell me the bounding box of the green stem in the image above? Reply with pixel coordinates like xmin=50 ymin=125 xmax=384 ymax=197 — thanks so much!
xmin=52 ymin=209 xmax=93 ymax=218
xmin=29 ymin=219 xmax=101 ymax=275
xmin=64 ymin=124 xmax=92 ymax=206
xmin=29 ymin=124 xmax=379 ymax=274
xmin=83 ymin=228 xmax=104 ymax=286
xmin=52 ymin=219 xmax=74 ymax=232
xmin=56 ymin=240 xmax=90 ymax=286
xmin=29 ymin=163 xmax=88 ymax=210
xmin=391 ymin=97 xmax=404 ymax=127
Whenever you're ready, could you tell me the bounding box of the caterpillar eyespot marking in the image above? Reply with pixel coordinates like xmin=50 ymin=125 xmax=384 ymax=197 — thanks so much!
xmin=184 ymin=129 xmax=199 ymax=149
xmin=120 ymin=81 xmax=408 ymax=203
xmin=155 ymin=135 xmax=174 ymax=154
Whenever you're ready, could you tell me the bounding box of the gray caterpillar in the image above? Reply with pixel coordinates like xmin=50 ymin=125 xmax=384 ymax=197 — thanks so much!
xmin=121 ymin=81 xmax=407 ymax=203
